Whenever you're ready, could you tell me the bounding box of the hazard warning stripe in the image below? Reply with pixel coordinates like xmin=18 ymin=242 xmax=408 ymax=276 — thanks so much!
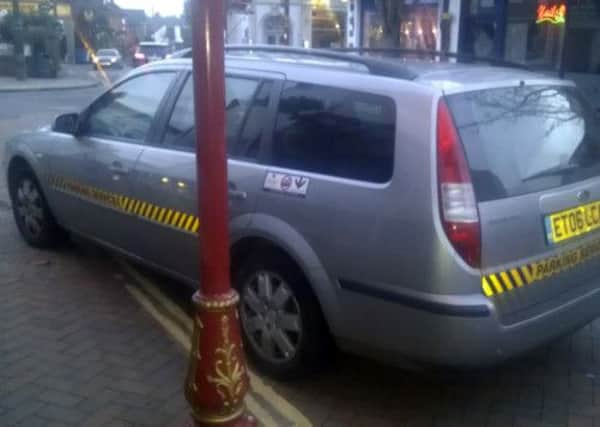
xmin=482 ymin=238 xmax=600 ymax=297
xmin=49 ymin=175 xmax=200 ymax=235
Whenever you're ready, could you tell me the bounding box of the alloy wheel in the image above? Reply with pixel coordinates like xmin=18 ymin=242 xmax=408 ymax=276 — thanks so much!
xmin=240 ymin=270 xmax=303 ymax=364
xmin=15 ymin=179 xmax=44 ymax=239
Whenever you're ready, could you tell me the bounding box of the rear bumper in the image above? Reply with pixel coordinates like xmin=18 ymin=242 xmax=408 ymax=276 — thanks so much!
xmin=337 ymin=277 xmax=600 ymax=367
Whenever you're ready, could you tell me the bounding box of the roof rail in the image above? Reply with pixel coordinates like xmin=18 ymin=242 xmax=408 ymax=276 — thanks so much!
xmin=329 ymin=48 xmax=531 ymax=71
xmin=224 ymin=45 xmax=418 ymax=80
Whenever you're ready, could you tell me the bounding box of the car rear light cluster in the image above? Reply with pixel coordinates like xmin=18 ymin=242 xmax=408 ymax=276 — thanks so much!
xmin=134 ymin=52 xmax=146 ymax=61
xmin=437 ymin=99 xmax=481 ymax=268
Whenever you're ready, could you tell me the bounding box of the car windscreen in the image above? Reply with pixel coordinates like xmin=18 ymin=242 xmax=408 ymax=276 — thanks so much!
xmin=446 ymin=85 xmax=600 ymax=203
xmin=97 ymin=50 xmax=117 ymax=57
xmin=140 ymin=45 xmax=168 ymax=57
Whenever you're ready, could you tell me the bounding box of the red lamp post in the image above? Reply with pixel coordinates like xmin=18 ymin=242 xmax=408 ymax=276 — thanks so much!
xmin=185 ymin=0 xmax=256 ymax=426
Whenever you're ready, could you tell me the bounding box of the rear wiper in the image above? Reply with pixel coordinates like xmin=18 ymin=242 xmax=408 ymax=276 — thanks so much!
xmin=522 ymin=164 xmax=579 ymax=182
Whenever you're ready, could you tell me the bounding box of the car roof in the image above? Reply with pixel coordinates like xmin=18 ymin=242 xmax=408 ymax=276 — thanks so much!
xmin=409 ymin=61 xmax=573 ymax=93
xmin=136 ymin=50 xmax=575 ymax=94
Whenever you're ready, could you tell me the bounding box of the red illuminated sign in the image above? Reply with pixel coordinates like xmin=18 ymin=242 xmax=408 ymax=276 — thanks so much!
xmin=536 ymin=4 xmax=567 ymax=25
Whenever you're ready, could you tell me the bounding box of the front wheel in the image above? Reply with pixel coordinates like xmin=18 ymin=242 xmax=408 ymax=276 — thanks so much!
xmin=9 ymin=167 xmax=66 ymax=248
xmin=235 ymin=251 xmax=332 ymax=380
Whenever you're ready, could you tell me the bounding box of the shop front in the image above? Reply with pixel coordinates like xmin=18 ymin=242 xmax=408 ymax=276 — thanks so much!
xmin=459 ymin=0 xmax=600 ymax=73
xmin=360 ymin=0 xmax=440 ymax=49
xmin=228 ymin=1 xmax=347 ymax=48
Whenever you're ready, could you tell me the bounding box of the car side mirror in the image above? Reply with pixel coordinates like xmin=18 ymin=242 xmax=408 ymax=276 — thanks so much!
xmin=53 ymin=113 xmax=79 ymax=135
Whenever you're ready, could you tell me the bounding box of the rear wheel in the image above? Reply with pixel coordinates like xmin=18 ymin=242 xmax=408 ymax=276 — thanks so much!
xmin=235 ymin=250 xmax=332 ymax=380
xmin=9 ymin=166 xmax=66 ymax=248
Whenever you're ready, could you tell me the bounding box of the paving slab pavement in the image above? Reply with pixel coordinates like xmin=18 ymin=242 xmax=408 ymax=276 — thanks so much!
xmin=0 ymin=201 xmax=191 ymax=426
xmin=0 ymin=64 xmax=125 ymax=93
xmin=0 ymin=76 xmax=99 ymax=93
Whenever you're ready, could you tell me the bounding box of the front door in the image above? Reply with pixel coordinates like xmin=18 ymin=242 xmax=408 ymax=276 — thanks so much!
xmin=130 ymin=71 xmax=280 ymax=281
xmin=46 ymin=71 xmax=178 ymax=253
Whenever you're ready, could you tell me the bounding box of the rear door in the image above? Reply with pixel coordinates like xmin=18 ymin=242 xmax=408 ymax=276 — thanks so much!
xmin=257 ymin=79 xmax=399 ymax=291
xmin=447 ymin=84 xmax=600 ymax=321
xmin=130 ymin=70 xmax=281 ymax=281
xmin=47 ymin=71 xmax=177 ymax=253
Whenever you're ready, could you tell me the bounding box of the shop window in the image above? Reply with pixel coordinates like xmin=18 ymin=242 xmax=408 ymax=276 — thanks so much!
xmin=361 ymin=0 xmax=439 ymax=50
xmin=311 ymin=1 xmax=347 ymax=48
xmin=504 ymin=1 xmax=565 ymax=69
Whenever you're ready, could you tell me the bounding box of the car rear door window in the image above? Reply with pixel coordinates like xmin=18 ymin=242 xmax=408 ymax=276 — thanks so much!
xmin=447 ymin=86 xmax=600 ymax=202
xmin=82 ymin=72 xmax=175 ymax=142
xmin=163 ymin=75 xmax=271 ymax=160
xmin=233 ymin=81 xmax=273 ymax=159
xmin=271 ymin=82 xmax=396 ymax=183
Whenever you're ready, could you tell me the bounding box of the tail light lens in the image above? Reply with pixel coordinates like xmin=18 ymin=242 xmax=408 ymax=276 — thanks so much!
xmin=134 ymin=52 xmax=146 ymax=62
xmin=437 ymin=99 xmax=481 ymax=268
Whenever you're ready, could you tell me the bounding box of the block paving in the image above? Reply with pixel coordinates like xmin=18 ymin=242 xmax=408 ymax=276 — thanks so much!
xmin=0 ymin=202 xmax=189 ymax=426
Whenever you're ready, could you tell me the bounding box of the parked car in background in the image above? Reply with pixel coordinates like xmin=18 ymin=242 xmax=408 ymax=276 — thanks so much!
xmin=166 ymin=48 xmax=191 ymax=59
xmin=92 ymin=49 xmax=123 ymax=70
xmin=5 ymin=47 xmax=600 ymax=380
xmin=133 ymin=42 xmax=170 ymax=67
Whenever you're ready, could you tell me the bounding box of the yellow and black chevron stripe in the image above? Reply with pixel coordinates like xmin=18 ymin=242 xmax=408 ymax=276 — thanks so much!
xmin=482 ymin=237 xmax=600 ymax=297
xmin=482 ymin=267 xmax=533 ymax=297
xmin=49 ymin=175 xmax=200 ymax=235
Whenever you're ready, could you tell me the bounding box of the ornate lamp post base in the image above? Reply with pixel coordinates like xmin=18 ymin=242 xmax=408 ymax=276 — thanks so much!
xmin=185 ymin=291 xmax=257 ymax=427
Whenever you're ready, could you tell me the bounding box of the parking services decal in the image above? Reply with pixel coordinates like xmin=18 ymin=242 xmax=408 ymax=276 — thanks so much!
xmin=49 ymin=175 xmax=200 ymax=235
xmin=482 ymin=237 xmax=600 ymax=297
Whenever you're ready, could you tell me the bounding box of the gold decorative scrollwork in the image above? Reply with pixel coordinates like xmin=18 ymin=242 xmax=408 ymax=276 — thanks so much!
xmin=185 ymin=314 xmax=202 ymax=403
xmin=207 ymin=315 xmax=246 ymax=410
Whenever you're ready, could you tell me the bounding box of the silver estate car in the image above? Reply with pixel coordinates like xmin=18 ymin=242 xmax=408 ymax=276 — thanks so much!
xmin=5 ymin=48 xmax=600 ymax=379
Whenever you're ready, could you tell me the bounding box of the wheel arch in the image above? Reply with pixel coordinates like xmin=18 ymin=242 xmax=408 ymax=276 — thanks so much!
xmin=6 ymin=142 xmax=46 ymax=188
xmin=231 ymin=213 xmax=342 ymax=337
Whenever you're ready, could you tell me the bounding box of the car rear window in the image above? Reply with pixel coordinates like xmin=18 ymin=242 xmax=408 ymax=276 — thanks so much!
xmin=97 ymin=50 xmax=116 ymax=56
xmin=140 ymin=45 xmax=168 ymax=56
xmin=447 ymin=85 xmax=600 ymax=202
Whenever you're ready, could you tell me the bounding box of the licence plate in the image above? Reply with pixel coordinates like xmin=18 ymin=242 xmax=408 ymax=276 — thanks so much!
xmin=546 ymin=200 xmax=600 ymax=244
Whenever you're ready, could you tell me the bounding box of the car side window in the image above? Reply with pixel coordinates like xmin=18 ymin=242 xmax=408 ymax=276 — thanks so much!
xmin=272 ymin=82 xmax=396 ymax=183
xmin=163 ymin=76 xmax=195 ymax=147
xmin=163 ymin=75 xmax=270 ymax=160
xmin=234 ymin=81 xmax=273 ymax=159
xmin=81 ymin=72 xmax=176 ymax=142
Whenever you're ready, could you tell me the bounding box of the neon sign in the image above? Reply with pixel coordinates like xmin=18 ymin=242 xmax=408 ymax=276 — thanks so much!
xmin=536 ymin=4 xmax=567 ymax=25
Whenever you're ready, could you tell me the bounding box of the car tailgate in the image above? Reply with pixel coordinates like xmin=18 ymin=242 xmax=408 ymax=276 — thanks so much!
xmin=447 ymin=84 xmax=600 ymax=319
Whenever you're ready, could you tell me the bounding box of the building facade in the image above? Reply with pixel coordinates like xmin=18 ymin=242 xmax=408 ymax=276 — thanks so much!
xmin=226 ymin=0 xmax=350 ymax=48
xmin=233 ymin=1 xmax=600 ymax=78
xmin=0 ymin=0 xmax=75 ymax=63
xmin=353 ymin=0 xmax=600 ymax=76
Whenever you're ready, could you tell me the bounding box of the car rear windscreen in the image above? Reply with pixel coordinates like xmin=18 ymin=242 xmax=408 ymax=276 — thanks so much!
xmin=140 ymin=45 xmax=168 ymax=57
xmin=447 ymin=85 xmax=600 ymax=202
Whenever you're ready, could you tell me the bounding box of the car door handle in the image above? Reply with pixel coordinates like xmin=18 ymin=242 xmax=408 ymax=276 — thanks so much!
xmin=109 ymin=162 xmax=129 ymax=175
xmin=228 ymin=189 xmax=247 ymax=200
xmin=228 ymin=183 xmax=247 ymax=200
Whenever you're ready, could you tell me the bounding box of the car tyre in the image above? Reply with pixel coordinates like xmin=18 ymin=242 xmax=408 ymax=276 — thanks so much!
xmin=9 ymin=165 xmax=66 ymax=248
xmin=235 ymin=250 xmax=332 ymax=380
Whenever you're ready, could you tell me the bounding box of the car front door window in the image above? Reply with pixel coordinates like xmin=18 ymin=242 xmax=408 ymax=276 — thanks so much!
xmin=82 ymin=72 xmax=176 ymax=142
xmin=162 ymin=74 xmax=266 ymax=157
